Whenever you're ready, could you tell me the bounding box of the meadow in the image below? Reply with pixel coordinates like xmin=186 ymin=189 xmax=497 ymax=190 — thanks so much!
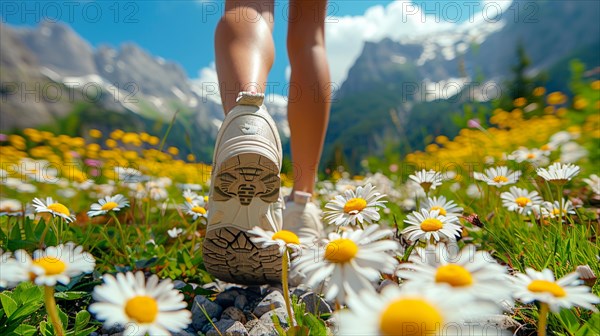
xmin=0 ymin=78 xmax=599 ymax=335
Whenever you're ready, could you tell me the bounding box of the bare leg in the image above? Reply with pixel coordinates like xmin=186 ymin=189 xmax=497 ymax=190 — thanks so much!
xmin=287 ymin=0 xmax=331 ymax=195
xmin=215 ymin=1 xmax=275 ymax=113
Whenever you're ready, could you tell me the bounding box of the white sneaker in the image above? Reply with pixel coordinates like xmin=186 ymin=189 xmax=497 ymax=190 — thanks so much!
xmin=283 ymin=191 xmax=324 ymax=242
xmin=203 ymin=92 xmax=284 ymax=284
xmin=283 ymin=191 xmax=324 ymax=286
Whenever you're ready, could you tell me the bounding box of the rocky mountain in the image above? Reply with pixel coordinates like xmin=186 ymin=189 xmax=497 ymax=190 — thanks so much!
xmin=0 ymin=21 xmax=289 ymax=160
xmin=1 ymin=0 xmax=598 ymax=168
xmin=325 ymin=0 xmax=600 ymax=170
xmin=339 ymin=0 xmax=600 ymax=97
xmin=0 ymin=23 xmax=73 ymax=129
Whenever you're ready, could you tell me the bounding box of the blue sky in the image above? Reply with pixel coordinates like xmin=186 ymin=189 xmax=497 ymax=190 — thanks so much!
xmin=2 ymin=0 xmax=506 ymax=91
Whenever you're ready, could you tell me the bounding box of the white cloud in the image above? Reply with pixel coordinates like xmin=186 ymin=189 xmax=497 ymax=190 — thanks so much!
xmin=189 ymin=62 xmax=221 ymax=104
xmin=325 ymin=0 xmax=513 ymax=85
xmin=192 ymin=1 xmax=513 ymax=95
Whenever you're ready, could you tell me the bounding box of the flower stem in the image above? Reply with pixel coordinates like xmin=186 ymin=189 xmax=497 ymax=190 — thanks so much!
xmin=557 ymin=185 xmax=564 ymax=224
xmin=44 ymin=286 xmax=65 ymax=336
xmin=110 ymin=212 xmax=126 ymax=244
xmin=39 ymin=219 xmax=51 ymax=248
xmin=282 ymin=250 xmax=296 ymax=327
xmin=188 ymin=218 xmax=202 ymax=253
xmin=537 ymin=302 xmax=549 ymax=336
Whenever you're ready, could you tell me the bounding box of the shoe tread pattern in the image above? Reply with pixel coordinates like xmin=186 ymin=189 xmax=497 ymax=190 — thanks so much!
xmin=203 ymin=153 xmax=282 ymax=284
xmin=203 ymin=228 xmax=282 ymax=284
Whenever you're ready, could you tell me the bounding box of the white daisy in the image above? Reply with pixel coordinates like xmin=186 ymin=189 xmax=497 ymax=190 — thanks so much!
xmin=89 ymin=271 xmax=192 ymax=335
xmin=510 ymin=147 xmax=549 ymax=166
xmin=182 ymin=201 xmax=208 ymax=220
xmin=0 ymin=249 xmax=29 ymax=288
xmin=583 ymin=174 xmax=600 ymax=195
xmin=87 ymin=194 xmax=130 ymax=217
xmin=167 ymin=227 xmax=183 ymax=238
xmin=401 ymin=209 xmax=462 ymax=245
xmin=248 ymin=227 xmax=301 ymax=255
xmin=408 ymin=169 xmax=443 ymax=193
xmin=0 ymin=248 xmax=10 ymax=287
xmin=146 ymin=181 xmax=168 ymax=201
xmin=537 ymin=162 xmax=580 ymax=185
xmin=337 ymin=284 xmax=494 ymax=336
xmin=560 ymin=142 xmax=587 ymax=164
xmin=182 ymin=189 xmax=202 ymax=204
xmin=32 ymin=197 xmax=75 ymax=223
xmin=13 ymin=242 xmax=95 ymax=286
xmin=473 ymin=166 xmax=520 ymax=187
xmin=114 ymin=166 xmax=144 ymax=183
xmin=422 ymin=196 xmax=463 ymax=218
xmin=323 ymin=183 xmax=386 ymax=227
xmin=0 ymin=199 xmax=24 ymax=216
xmin=292 ymin=225 xmax=399 ymax=304
xmin=512 ymin=268 xmax=599 ymax=312
xmin=500 ymin=186 xmax=543 ymax=215
xmin=549 ymin=131 xmax=573 ymax=148
xmin=466 ymin=184 xmax=483 ymax=199
xmin=397 ymin=244 xmax=513 ymax=306
xmin=539 ymin=199 xmax=576 ymax=219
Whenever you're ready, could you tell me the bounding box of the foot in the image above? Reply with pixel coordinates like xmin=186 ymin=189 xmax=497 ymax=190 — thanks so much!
xmin=203 ymin=92 xmax=284 ymax=285
xmin=283 ymin=191 xmax=324 ymax=242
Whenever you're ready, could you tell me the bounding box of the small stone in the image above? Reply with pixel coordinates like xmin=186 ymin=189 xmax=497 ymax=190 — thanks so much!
xmin=205 ymin=320 xmax=248 ymax=336
xmin=244 ymin=319 xmax=260 ymax=331
xmin=234 ymin=294 xmax=248 ymax=310
xmin=171 ymin=330 xmax=197 ymax=336
xmin=259 ymin=307 xmax=289 ymax=328
xmin=191 ymin=295 xmax=224 ymax=331
xmin=222 ymin=306 xmax=247 ymax=324
xmin=291 ymin=286 xmax=308 ymax=298
xmin=215 ymin=289 xmax=240 ymax=308
xmin=253 ymin=290 xmax=285 ymax=317
xmin=299 ymin=292 xmax=332 ymax=315
xmin=248 ymin=321 xmax=279 ymax=336
xmin=102 ymin=323 xmax=124 ymax=335
xmin=173 ymin=280 xmax=187 ymax=290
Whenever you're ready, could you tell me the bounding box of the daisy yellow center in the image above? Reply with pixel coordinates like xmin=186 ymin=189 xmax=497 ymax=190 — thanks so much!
xmin=420 ymin=218 xmax=443 ymax=232
xmin=101 ymin=201 xmax=119 ymax=211
xmin=32 ymin=257 xmax=66 ymax=275
xmin=527 ymin=280 xmax=566 ymax=297
xmin=515 ymin=197 xmax=531 ymax=207
xmin=435 ymin=264 xmax=473 ymax=287
xmin=430 ymin=206 xmax=446 ymax=216
xmin=124 ymin=295 xmax=159 ymax=323
xmin=343 ymin=198 xmax=367 ymax=214
xmin=47 ymin=203 xmax=70 ymax=216
xmin=325 ymin=238 xmax=358 ymax=263
xmin=272 ymin=230 xmax=300 ymax=245
xmin=379 ymin=298 xmax=443 ymax=336
xmin=493 ymin=175 xmax=508 ymax=183
xmin=192 ymin=206 xmax=207 ymax=214
xmin=526 ymin=153 xmax=536 ymax=159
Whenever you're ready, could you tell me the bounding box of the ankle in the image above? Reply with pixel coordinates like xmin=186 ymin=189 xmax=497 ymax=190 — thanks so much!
xmin=289 ymin=190 xmax=312 ymax=204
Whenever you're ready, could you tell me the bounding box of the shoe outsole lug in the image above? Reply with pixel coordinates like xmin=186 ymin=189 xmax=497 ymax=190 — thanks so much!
xmin=203 ymin=228 xmax=282 ymax=284
xmin=203 ymin=152 xmax=282 ymax=284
